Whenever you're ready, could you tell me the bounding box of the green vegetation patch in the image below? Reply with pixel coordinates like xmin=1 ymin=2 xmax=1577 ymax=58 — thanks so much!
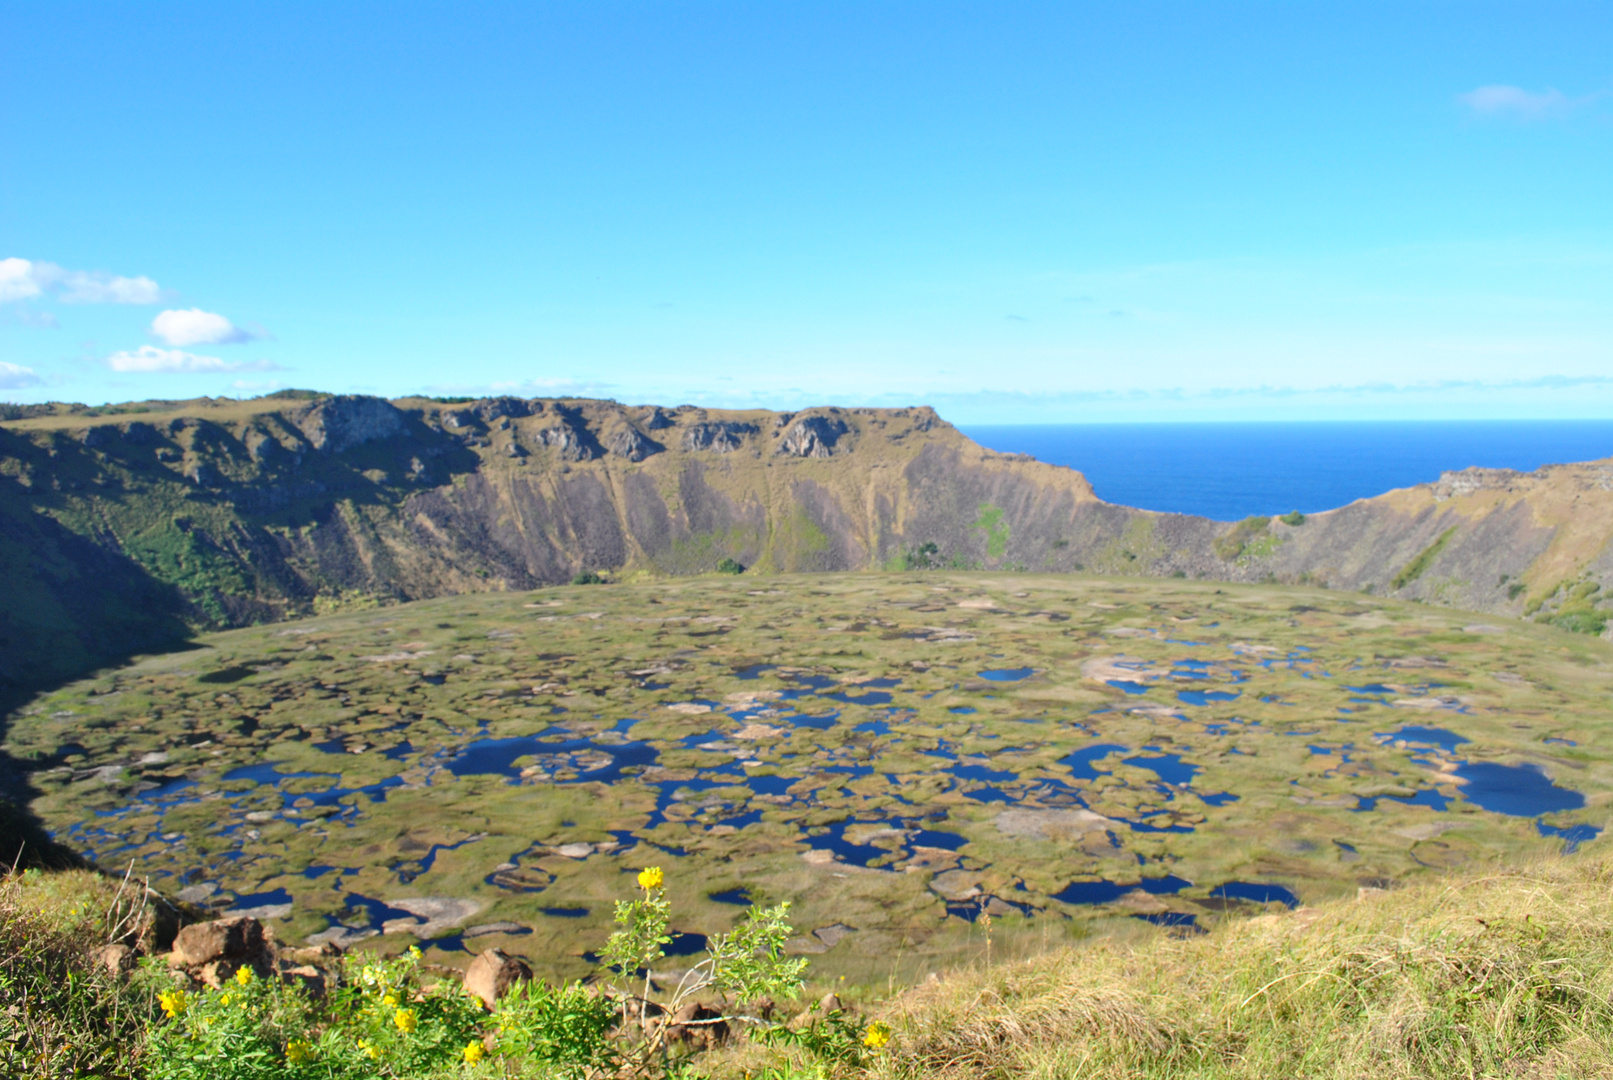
xmin=1212 ymin=516 xmax=1271 ymax=561
xmin=1391 ymin=526 xmax=1458 ymax=591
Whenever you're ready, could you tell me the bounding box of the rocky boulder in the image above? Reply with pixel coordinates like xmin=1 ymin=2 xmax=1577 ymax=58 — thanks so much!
xmin=463 ymin=948 xmax=533 ymax=1009
xmin=172 ymin=914 xmax=266 ymax=968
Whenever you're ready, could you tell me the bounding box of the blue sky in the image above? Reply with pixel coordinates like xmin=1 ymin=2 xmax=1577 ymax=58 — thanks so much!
xmin=2 ymin=2 xmax=1609 ymax=423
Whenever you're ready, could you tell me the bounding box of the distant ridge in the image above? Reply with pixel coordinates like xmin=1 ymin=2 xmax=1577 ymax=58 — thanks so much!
xmin=4 ymin=391 xmax=1612 ymax=697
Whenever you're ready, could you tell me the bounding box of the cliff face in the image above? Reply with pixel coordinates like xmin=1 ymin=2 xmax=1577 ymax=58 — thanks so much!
xmin=3 ymin=391 xmax=1612 ymax=694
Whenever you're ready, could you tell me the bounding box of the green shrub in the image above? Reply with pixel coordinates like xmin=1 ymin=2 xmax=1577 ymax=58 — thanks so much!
xmin=715 ymin=558 xmax=746 ymax=575
xmin=1213 ymin=517 xmax=1272 ymax=561
xmin=571 ymin=571 xmax=606 ymax=585
xmin=1279 ymin=511 xmax=1305 ymax=526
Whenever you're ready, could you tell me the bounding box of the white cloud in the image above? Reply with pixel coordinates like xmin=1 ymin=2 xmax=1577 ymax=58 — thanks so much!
xmin=0 ymin=257 xmax=162 ymax=304
xmin=1458 ymin=84 xmax=1584 ymax=119
xmin=151 ymin=307 xmax=264 ymax=346
xmin=0 ymin=361 xmax=42 ymax=389
xmin=106 ymin=345 xmax=280 ymax=374
xmin=0 ymin=258 xmax=44 ymax=303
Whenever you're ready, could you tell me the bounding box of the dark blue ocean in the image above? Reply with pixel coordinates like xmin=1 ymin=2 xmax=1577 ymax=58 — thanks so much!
xmin=959 ymin=422 xmax=1613 ymax=523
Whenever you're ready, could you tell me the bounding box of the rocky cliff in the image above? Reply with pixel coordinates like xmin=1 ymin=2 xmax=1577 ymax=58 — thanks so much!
xmin=3 ymin=391 xmax=1612 ymax=696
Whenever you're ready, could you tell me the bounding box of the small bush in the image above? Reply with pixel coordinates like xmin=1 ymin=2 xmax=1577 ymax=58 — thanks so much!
xmin=1212 ymin=517 xmax=1272 ymax=561
xmin=716 ymin=558 xmax=746 ymax=575
xmin=1279 ymin=510 xmax=1305 ymax=526
xmin=571 ymin=571 xmax=606 ymax=585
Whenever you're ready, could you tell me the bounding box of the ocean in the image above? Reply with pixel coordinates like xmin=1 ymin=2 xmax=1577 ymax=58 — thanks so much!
xmin=958 ymin=421 xmax=1613 ymax=523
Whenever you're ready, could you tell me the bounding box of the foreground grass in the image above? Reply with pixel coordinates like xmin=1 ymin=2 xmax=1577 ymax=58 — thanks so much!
xmin=857 ymin=852 xmax=1613 ymax=1080
xmin=10 ymin=852 xmax=1613 ymax=1077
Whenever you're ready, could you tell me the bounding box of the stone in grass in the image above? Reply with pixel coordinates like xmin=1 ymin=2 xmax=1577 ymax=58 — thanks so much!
xmin=172 ymin=915 xmax=266 ymax=967
xmin=464 ymin=948 xmax=533 ymax=1010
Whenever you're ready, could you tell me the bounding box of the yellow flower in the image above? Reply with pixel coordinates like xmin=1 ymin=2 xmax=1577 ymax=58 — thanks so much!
xmin=463 ymin=1041 xmax=486 ymax=1065
xmin=408 ymin=945 xmax=422 ymax=960
xmin=235 ymin=966 xmax=254 ymax=986
xmin=394 ymin=1007 xmax=418 ymax=1034
xmin=286 ymin=1039 xmax=313 ymax=1064
xmin=637 ymin=866 xmax=664 ymax=891
xmin=863 ymin=1021 xmax=892 ymax=1050
xmin=220 ymin=994 xmax=231 ymax=1007
xmin=359 ymin=1038 xmax=382 ymax=1061
xmin=158 ymin=989 xmax=189 ymax=1019
xmin=383 ymin=993 xmax=399 ymax=1008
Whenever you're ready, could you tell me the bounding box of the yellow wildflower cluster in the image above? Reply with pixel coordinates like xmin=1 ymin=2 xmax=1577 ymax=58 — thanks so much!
xmin=394 ymin=1007 xmax=418 ymax=1034
xmin=158 ymin=989 xmax=189 ymax=1019
xmin=463 ymin=1040 xmax=486 ymax=1064
xmin=359 ymin=1038 xmax=382 ymax=1061
xmin=285 ymin=1039 xmax=313 ymax=1064
xmin=235 ymin=966 xmax=254 ymax=986
xmin=638 ymin=866 xmax=665 ymax=891
xmin=863 ymin=1020 xmax=893 ymax=1049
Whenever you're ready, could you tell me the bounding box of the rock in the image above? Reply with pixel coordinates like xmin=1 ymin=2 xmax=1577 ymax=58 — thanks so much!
xmin=818 ymin=992 xmax=842 ymax=1014
xmin=606 ymin=426 xmax=664 ymax=461
xmin=176 ymin=882 xmax=218 ymax=904
xmin=682 ymin=422 xmax=756 ymax=453
xmin=281 ymin=941 xmax=344 ymax=965
xmin=389 ymin=897 xmax=482 ymax=938
xmin=296 ymin=395 xmax=406 ymax=453
xmin=305 ymin=926 xmax=378 ymax=950
xmin=463 ymin=948 xmax=533 ymax=1009
xmin=777 ymin=415 xmax=848 ymax=458
xmin=463 ymin=922 xmax=527 ymax=938
xmin=172 ymin=916 xmax=266 ymax=968
xmin=554 ymin=843 xmax=594 ymax=859
xmin=667 ymin=1001 xmax=729 ymax=1050
xmin=98 ymin=943 xmax=136 ymax=980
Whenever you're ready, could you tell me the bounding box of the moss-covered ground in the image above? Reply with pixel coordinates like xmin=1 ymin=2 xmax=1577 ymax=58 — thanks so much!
xmin=7 ymin=573 xmax=1610 ymax=986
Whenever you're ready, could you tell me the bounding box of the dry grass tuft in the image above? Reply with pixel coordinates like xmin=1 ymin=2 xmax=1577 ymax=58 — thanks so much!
xmin=869 ymin=855 xmax=1613 ymax=1079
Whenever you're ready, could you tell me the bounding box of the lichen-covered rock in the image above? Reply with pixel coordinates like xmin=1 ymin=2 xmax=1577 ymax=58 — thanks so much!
xmin=463 ymin=948 xmax=533 ymax=1009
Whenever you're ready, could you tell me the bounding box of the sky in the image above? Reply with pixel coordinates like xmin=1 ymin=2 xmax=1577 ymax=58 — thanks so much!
xmin=2 ymin=2 xmax=1610 ymax=423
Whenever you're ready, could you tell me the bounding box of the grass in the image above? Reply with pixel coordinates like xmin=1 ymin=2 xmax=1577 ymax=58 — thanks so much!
xmin=867 ymin=853 xmax=1613 ymax=1080
xmin=0 ymin=867 xmax=156 ymax=1079
xmin=14 ymin=851 xmax=1613 ymax=1078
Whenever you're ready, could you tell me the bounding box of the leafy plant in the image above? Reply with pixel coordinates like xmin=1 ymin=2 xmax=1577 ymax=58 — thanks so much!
xmin=715 ymin=558 xmax=746 ymax=575
xmin=1279 ymin=511 xmax=1306 ymax=526
xmin=604 ymin=867 xmax=808 ymax=1070
xmin=571 ymin=571 xmax=606 ymax=585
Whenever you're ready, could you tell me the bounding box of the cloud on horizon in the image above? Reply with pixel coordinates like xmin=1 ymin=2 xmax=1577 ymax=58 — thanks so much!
xmin=1457 ymin=84 xmax=1601 ymax=120
xmin=0 ymin=361 xmax=43 ymax=390
xmin=151 ymin=307 xmax=267 ymax=346
xmin=0 ymin=257 xmax=163 ymax=304
xmin=106 ymin=345 xmax=281 ymax=374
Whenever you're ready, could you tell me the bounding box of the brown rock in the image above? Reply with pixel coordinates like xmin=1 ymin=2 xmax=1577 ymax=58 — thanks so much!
xmin=172 ymin=916 xmax=265 ymax=967
xmin=98 ymin=943 xmax=136 ymax=980
xmin=818 ymin=992 xmax=843 ymax=1014
xmin=463 ymin=948 xmax=532 ymax=1010
xmin=667 ymin=1001 xmax=729 ymax=1050
xmin=281 ymin=941 xmax=344 ymax=966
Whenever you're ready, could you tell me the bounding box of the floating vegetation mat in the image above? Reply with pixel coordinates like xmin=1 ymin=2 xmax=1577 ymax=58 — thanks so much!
xmin=9 ymin=574 xmax=1610 ymax=982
